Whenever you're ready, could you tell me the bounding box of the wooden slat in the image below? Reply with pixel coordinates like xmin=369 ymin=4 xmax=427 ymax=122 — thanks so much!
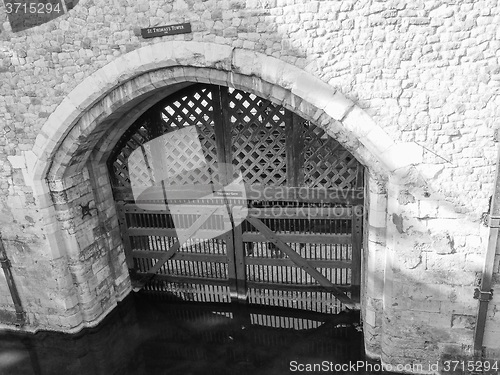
xmin=291 ymin=113 xmax=305 ymax=186
xmin=245 ymin=257 xmax=352 ymax=268
xmin=141 ymin=207 xmax=218 ymax=278
xmin=232 ymin=222 xmax=247 ymax=302
xmin=351 ymin=204 xmax=363 ymax=286
xmin=244 ymin=185 xmax=364 ymax=204
xmin=116 ymin=202 xmax=134 ymax=269
xmin=248 ymin=206 xmax=352 ymax=219
xmin=112 ymin=184 xmax=364 ymax=204
xmin=285 ymin=109 xmax=296 ymax=186
xmin=246 ymin=281 xmax=353 ymax=293
xmin=242 ymin=232 xmax=352 ymax=245
xmin=132 ymin=250 xmax=227 ymax=263
xmin=139 ymin=273 xmax=229 ymax=286
xmin=223 ymin=226 xmax=239 ymax=302
xmin=127 ymin=228 xmax=229 ymax=239
xmin=355 ymin=163 xmax=364 ymax=189
xmin=218 ymin=86 xmax=236 ymax=183
xmin=246 ymin=217 xmax=356 ymax=308
xmin=121 ymin=203 xmax=225 ymax=215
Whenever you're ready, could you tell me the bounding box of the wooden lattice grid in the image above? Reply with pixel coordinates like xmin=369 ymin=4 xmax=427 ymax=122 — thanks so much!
xmin=111 ymin=126 xmax=153 ymax=187
xmin=109 ymin=84 xmax=363 ymax=191
xmin=161 ymin=88 xmax=214 ymax=130
xmin=111 ymin=86 xmax=221 ymax=189
xmin=302 ymin=120 xmax=360 ymax=189
xmin=228 ymin=88 xmax=288 ymax=186
xmin=140 ymin=125 xmax=219 ymax=186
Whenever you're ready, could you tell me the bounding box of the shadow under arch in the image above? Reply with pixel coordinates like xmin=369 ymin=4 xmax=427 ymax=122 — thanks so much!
xmin=29 ymin=42 xmax=413 ymax=360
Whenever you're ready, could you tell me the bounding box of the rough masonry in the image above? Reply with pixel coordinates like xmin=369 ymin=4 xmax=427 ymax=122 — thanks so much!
xmin=0 ymin=0 xmax=499 ymax=373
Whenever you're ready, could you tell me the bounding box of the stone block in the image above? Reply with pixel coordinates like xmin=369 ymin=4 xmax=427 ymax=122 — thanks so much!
xmin=368 ymin=206 xmax=388 ymax=228
xmin=290 ymin=72 xmax=337 ymax=111
xmin=59 ymin=311 xmax=84 ymax=329
xmin=148 ymin=68 xmax=183 ymax=89
xmin=380 ymin=143 xmax=424 ymax=172
xmin=82 ymin=301 xmax=104 ymax=323
xmin=365 ymin=307 xmax=377 ymax=326
xmin=451 ymin=314 xmax=475 ymax=329
xmin=361 ymin=126 xmax=395 ymax=159
xmin=233 ymin=49 xmax=276 ymax=82
xmin=321 ymin=92 xmax=353 ymax=123
xmin=41 ymin=98 xmax=80 ymax=142
xmin=96 ymin=266 xmax=111 ymax=284
xmin=45 ymin=314 xmax=62 ymax=328
xmin=463 ymin=253 xmax=484 ymax=272
xmin=100 ymin=55 xmax=145 ymax=86
xmin=447 ymin=327 xmax=474 ymax=345
xmin=419 ymin=198 xmax=439 ymax=218
xmin=208 ymin=69 xmax=231 ymax=87
xmin=342 ymin=106 xmax=378 ymax=139
xmin=44 ymin=228 xmax=67 ymax=259
xmin=437 ymin=200 xmax=460 ymax=219
xmin=202 ymin=42 xmax=233 ymax=70
xmin=430 ymin=232 xmax=455 ymax=255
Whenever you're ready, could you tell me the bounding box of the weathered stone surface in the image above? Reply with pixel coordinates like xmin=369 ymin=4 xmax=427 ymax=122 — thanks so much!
xmin=0 ymin=0 xmax=499 ymax=371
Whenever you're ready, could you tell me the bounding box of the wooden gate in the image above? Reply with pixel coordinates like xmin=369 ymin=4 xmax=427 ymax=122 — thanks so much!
xmin=109 ymin=84 xmax=364 ymax=313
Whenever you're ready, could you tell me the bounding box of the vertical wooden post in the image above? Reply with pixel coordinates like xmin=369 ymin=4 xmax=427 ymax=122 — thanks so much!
xmin=116 ymin=202 xmax=134 ymax=269
xmin=213 ymin=86 xmax=247 ymax=302
xmin=232 ymin=221 xmax=248 ymax=303
xmin=351 ymin=205 xmax=362 ymax=291
xmin=286 ymin=113 xmax=305 ymax=187
xmin=213 ymin=85 xmax=233 ymax=184
xmin=224 ymin=230 xmax=239 ymax=303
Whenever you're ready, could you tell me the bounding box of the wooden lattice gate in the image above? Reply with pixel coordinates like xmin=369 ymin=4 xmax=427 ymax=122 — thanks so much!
xmin=108 ymin=84 xmax=364 ymax=313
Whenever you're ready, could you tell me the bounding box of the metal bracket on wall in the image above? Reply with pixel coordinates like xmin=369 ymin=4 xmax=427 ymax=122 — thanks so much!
xmin=15 ymin=311 xmax=27 ymax=327
xmin=474 ymin=288 xmax=494 ymax=302
xmin=80 ymin=202 xmax=95 ymax=219
xmin=0 ymin=257 xmax=11 ymax=268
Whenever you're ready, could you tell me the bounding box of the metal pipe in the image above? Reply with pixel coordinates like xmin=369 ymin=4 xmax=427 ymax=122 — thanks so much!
xmin=0 ymin=235 xmax=26 ymax=326
xmin=473 ymin=141 xmax=500 ymax=357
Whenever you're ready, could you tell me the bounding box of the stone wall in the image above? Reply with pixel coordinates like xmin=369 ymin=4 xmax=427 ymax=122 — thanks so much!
xmin=0 ymin=0 xmax=499 ymax=372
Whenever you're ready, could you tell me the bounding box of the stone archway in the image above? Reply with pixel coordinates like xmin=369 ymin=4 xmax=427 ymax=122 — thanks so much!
xmin=28 ymin=41 xmax=425 ymax=359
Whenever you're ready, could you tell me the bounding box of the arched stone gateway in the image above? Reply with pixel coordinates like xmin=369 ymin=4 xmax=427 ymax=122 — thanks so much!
xmin=108 ymin=82 xmax=365 ymax=314
xmin=27 ymin=42 xmax=429 ymax=364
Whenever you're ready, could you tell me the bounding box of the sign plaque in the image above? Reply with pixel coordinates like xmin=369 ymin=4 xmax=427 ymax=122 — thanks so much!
xmin=141 ymin=22 xmax=192 ymax=38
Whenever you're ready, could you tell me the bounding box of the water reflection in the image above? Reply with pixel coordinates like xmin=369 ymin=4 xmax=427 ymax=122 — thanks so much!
xmin=0 ymin=293 xmax=395 ymax=374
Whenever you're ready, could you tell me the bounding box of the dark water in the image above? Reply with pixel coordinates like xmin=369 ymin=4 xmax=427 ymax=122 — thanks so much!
xmin=0 ymin=293 xmax=395 ymax=375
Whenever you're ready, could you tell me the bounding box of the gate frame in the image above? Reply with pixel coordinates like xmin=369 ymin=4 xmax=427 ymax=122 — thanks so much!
xmin=110 ymin=83 xmax=364 ymax=309
xmin=27 ymin=42 xmax=425 ymax=360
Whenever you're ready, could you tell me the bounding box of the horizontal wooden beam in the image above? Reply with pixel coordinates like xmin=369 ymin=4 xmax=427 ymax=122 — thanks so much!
xmin=242 ymin=232 xmax=352 ymax=244
xmin=127 ymin=227 xmax=229 ymax=239
xmin=118 ymin=202 xmax=231 ymax=216
xmin=246 ymin=281 xmax=353 ymax=293
xmin=132 ymin=250 xmax=228 ymax=263
xmin=139 ymin=273 xmax=229 ymax=286
xmin=245 ymin=257 xmax=352 ymax=268
xmin=113 ymin=184 xmax=364 ymax=205
xmin=247 ymin=206 xmax=353 ymax=219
